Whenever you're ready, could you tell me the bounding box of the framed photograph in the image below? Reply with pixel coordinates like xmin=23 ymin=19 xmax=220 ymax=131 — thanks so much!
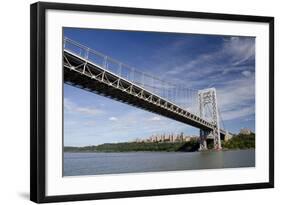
xmin=30 ymin=2 xmax=274 ymax=203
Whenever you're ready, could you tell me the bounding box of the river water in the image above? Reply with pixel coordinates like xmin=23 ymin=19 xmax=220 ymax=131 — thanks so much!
xmin=64 ymin=149 xmax=255 ymax=176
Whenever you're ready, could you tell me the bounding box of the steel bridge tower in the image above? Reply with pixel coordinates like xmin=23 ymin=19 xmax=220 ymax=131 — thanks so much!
xmin=198 ymin=88 xmax=221 ymax=150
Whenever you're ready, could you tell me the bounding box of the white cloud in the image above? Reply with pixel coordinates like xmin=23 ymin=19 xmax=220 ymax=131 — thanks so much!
xmin=217 ymin=76 xmax=255 ymax=121
xmin=75 ymin=107 xmax=101 ymax=115
xmin=148 ymin=116 xmax=162 ymax=121
xmin=241 ymin=70 xmax=252 ymax=77
xmin=218 ymin=76 xmax=254 ymax=104
xmin=84 ymin=120 xmax=96 ymax=126
xmin=223 ymin=37 xmax=255 ymax=65
xmin=109 ymin=117 xmax=117 ymax=121
xmin=64 ymin=120 xmax=78 ymax=126
xmin=64 ymin=98 xmax=104 ymax=116
xmin=64 ymin=98 xmax=75 ymax=110
xmin=244 ymin=117 xmax=255 ymax=122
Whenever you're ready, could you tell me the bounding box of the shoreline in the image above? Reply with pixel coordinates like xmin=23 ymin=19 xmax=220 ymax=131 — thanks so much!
xmin=64 ymin=148 xmax=255 ymax=154
xmin=64 ymin=133 xmax=255 ymax=153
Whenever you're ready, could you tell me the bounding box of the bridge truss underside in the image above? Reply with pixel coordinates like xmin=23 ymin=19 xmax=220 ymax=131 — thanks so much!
xmin=63 ymin=50 xmax=226 ymax=139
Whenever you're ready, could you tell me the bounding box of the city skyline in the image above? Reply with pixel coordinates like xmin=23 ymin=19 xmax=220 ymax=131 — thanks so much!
xmin=64 ymin=28 xmax=255 ymax=147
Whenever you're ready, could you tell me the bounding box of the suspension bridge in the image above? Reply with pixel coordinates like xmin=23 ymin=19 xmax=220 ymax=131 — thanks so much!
xmin=63 ymin=37 xmax=231 ymax=150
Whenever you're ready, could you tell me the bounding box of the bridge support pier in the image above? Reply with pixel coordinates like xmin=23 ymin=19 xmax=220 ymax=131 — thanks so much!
xmin=212 ymin=126 xmax=221 ymax=150
xmin=198 ymin=88 xmax=222 ymax=151
xmin=199 ymin=130 xmax=208 ymax=151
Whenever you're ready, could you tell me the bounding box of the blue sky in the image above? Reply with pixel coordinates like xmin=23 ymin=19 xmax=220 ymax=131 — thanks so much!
xmin=64 ymin=28 xmax=255 ymax=146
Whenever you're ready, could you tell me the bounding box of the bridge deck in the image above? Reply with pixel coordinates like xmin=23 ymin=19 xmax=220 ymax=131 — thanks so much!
xmin=64 ymin=49 xmax=227 ymax=138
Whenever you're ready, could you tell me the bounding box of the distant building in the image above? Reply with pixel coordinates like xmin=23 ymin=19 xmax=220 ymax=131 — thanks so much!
xmin=133 ymin=133 xmax=198 ymax=143
xmin=239 ymin=128 xmax=252 ymax=135
xmin=183 ymin=136 xmax=191 ymax=142
xmin=224 ymin=132 xmax=233 ymax=141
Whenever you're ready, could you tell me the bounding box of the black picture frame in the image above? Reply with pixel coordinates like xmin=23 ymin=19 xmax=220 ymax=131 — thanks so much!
xmin=30 ymin=1 xmax=274 ymax=203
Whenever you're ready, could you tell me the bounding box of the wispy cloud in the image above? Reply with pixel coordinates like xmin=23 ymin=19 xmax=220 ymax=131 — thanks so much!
xmin=220 ymin=106 xmax=254 ymax=121
xmin=150 ymin=37 xmax=255 ymax=122
xmin=223 ymin=37 xmax=255 ymax=66
xmin=163 ymin=37 xmax=255 ymax=80
xmin=64 ymin=98 xmax=104 ymax=116
xmin=216 ymin=74 xmax=255 ymax=121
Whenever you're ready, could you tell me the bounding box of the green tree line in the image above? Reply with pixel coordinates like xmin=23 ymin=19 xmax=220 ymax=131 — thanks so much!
xmin=64 ymin=139 xmax=199 ymax=152
xmin=222 ymin=133 xmax=255 ymax=149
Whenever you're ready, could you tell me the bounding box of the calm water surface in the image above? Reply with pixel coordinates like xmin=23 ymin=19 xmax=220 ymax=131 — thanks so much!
xmin=64 ymin=149 xmax=255 ymax=176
